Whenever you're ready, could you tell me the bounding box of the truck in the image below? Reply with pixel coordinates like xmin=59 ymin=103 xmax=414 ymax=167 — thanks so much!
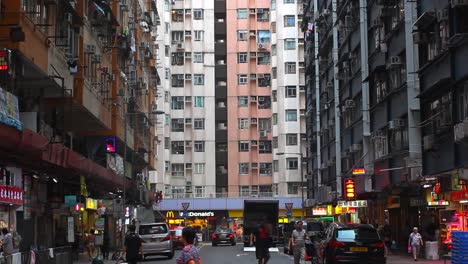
xmin=243 ymin=200 xmax=279 ymax=247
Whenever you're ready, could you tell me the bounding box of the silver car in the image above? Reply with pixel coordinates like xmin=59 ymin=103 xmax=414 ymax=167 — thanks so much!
xmin=139 ymin=222 xmax=174 ymax=259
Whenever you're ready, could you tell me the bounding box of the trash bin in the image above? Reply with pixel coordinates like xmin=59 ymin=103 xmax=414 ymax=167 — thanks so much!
xmin=426 ymin=241 xmax=439 ymax=260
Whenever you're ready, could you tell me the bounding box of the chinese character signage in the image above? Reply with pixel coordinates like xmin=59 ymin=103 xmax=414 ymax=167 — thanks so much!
xmin=338 ymin=200 xmax=368 ymax=208
xmin=344 ymin=178 xmax=356 ymax=200
xmin=0 ymin=185 xmax=23 ymax=205
xmin=352 ymin=168 xmax=366 ymax=175
xmin=86 ymin=198 xmax=97 ymax=210
xmin=0 ymin=86 xmax=22 ymax=131
xmin=312 ymin=207 xmax=328 ymax=216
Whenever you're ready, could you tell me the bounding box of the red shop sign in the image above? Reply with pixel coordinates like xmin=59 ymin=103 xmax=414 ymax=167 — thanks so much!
xmin=0 ymin=185 xmax=23 ymax=205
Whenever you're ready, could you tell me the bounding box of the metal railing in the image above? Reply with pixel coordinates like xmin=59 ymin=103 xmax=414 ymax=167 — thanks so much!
xmin=163 ymin=192 xmax=278 ymax=199
xmin=0 ymin=246 xmax=72 ymax=264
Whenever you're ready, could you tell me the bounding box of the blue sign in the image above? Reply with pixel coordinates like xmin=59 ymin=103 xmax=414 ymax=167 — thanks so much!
xmin=183 ymin=211 xmax=188 ymax=217
xmin=227 ymin=217 xmax=232 ymax=223
xmin=64 ymin=195 xmax=77 ymax=207
xmin=286 ymin=211 xmax=292 ymax=217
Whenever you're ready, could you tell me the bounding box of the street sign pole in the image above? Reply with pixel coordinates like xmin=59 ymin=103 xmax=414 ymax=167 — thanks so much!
xmin=285 ymin=202 xmax=293 ymax=220
xmin=182 ymin=202 xmax=190 ymax=226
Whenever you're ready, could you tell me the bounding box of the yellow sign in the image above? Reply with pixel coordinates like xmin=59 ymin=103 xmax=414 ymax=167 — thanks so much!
xmin=86 ymin=198 xmax=97 ymax=210
xmin=166 ymin=211 xmax=176 ymax=218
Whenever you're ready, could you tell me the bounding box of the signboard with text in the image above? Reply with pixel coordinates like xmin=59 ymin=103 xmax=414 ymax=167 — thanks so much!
xmin=338 ymin=200 xmax=368 ymax=208
xmin=0 ymin=185 xmax=23 ymax=205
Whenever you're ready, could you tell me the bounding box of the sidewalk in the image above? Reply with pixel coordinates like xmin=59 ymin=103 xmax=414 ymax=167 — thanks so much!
xmin=387 ymin=251 xmax=451 ymax=264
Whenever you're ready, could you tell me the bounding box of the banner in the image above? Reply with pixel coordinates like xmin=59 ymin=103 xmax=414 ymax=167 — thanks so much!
xmin=0 ymin=185 xmax=23 ymax=205
xmin=64 ymin=195 xmax=77 ymax=207
xmin=0 ymin=86 xmax=22 ymax=131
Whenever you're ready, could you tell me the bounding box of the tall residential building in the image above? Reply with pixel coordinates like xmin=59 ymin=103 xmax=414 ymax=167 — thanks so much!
xmin=156 ymin=1 xmax=218 ymax=198
xmin=156 ymin=0 xmax=306 ymax=200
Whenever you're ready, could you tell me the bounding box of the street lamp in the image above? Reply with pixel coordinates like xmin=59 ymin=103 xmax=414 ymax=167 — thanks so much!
xmin=276 ymin=152 xmax=306 ymax=220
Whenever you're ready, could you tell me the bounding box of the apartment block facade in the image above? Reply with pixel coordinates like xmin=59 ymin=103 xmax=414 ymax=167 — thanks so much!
xmin=156 ymin=0 xmax=306 ymax=199
xmin=303 ymin=0 xmax=468 ymax=247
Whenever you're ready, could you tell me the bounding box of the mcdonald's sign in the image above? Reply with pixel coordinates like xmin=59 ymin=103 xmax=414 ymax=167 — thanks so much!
xmin=166 ymin=211 xmax=176 ymax=218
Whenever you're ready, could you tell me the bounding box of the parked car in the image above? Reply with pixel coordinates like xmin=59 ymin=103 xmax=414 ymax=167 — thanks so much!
xmin=212 ymin=227 xmax=236 ymax=246
xmin=139 ymin=222 xmax=174 ymax=259
xmin=317 ymin=223 xmax=386 ymax=264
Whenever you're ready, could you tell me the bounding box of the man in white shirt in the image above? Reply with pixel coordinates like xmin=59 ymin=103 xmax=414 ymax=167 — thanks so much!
xmin=290 ymin=221 xmax=306 ymax=264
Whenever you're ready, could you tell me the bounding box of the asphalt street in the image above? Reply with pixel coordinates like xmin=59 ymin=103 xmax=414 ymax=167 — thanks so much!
xmin=75 ymin=245 xmax=451 ymax=263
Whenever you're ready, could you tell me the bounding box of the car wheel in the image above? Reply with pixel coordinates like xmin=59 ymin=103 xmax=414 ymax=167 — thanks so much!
xmin=167 ymin=248 xmax=175 ymax=259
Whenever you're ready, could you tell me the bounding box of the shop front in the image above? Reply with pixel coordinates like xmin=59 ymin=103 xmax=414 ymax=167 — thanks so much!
xmin=0 ymin=183 xmax=23 ymax=230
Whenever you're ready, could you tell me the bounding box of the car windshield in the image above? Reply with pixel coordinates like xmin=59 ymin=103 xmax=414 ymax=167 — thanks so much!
xmin=336 ymin=227 xmax=379 ymax=242
xmin=175 ymin=230 xmax=183 ymax=236
xmin=139 ymin=224 xmax=168 ymax=235
xmin=216 ymin=228 xmax=232 ymax=233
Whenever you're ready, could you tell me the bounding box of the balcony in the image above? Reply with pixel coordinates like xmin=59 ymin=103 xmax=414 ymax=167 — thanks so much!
xmin=215 ymin=39 xmax=226 ymax=55
xmin=215 ymin=19 xmax=226 ymax=34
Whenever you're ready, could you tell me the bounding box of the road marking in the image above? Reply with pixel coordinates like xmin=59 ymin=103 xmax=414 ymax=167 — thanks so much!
xmin=236 ymin=253 xmax=249 ymax=257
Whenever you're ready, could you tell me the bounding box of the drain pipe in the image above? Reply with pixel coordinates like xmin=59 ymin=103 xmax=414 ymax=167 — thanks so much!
xmin=313 ymin=0 xmax=322 ymax=197
xmin=332 ymin=0 xmax=342 ymax=199
xmin=404 ymin=0 xmax=422 ymax=180
xmin=359 ymin=0 xmax=372 ymax=191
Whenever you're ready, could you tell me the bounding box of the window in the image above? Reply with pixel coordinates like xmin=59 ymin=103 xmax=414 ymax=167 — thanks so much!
xmin=259 ymin=141 xmax=272 ymax=153
xmin=257 ymin=53 xmax=271 ymax=65
xmin=285 ymin=110 xmax=297 ymax=121
xmin=258 ymin=74 xmax=271 ymax=87
xmin=238 ymin=118 xmax=249 ymax=129
xmin=259 ymin=163 xmax=272 ymax=176
xmin=165 ymin=45 xmax=170 ymax=57
xmin=171 ymin=97 xmax=185 ymax=109
xmin=272 ymin=67 xmax=277 ymax=79
xmin=165 ymin=114 xmax=170 ymax=125
xmin=171 ymin=164 xmax=184 ymax=177
xmin=239 ymin=141 xmax=250 ymax=152
xmin=273 ymin=160 xmax=279 ymax=172
xmin=286 ymin=134 xmax=298 ymax=145
xmin=165 ymin=68 xmax=170 ymax=79
xmin=258 ymin=96 xmax=271 ymax=109
xmin=239 ymin=163 xmax=250 ymax=174
xmin=171 ymin=119 xmax=184 ymax=132
xmin=271 ymin=22 xmax=277 ymax=33
xmin=284 ymin=0 xmax=294 ymax=3
xmin=271 ymin=45 xmax=277 ymax=56
xmin=238 ymin=96 xmax=249 ymax=106
xmin=194 ymin=163 xmax=205 ymax=174
xmin=194 ymin=118 xmax=205 ymax=130
xmin=172 ymin=31 xmax=184 ymax=42
xmin=194 ymin=141 xmax=205 ymax=152
xmin=240 ymin=186 xmax=250 ymax=196
xmin=194 ymin=186 xmax=204 ymax=198
xmin=238 ymin=30 xmax=248 ymax=41
xmin=272 ymin=113 xmax=278 ymax=125
xmin=284 ymin=15 xmax=295 ymax=27
xmin=193 ymin=52 xmax=204 ymax=63
xmin=272 ymin=137 xmax=278 ymax=148
xmin=285 ymin=62 xmax=296 ymax=74
xmin=257 ymin=9 xmax=270 ymax=21
xmin=373 ymin=132 xmax=388 ymax=159
xmin=284 ymin=39 xmax=296 ymax=50
xmin=238 ymin=52 xmax=248 ymax=63
xmin=171 ymin=52 xmax=184 ymax=65
xmin=164 ymin=137 xmax=170 ymax=149
xmin=194 ymin=96 xmax=205 ymax=107
xmin=259 ymin=118 xmax=271 ymax=131
xmin=193 ymin=9 xmax=203 ymax=20
xmin=272 ymin=90 xmax=277 ymax=102
xmin=257 ymin=31 xmax=271 ymax=44
xmin=194 ymin=74 xmax=205 ymax=85
xmin=237 ymin=9 xmax=248 ymax=19
xmin=171 ymin=9 xmax=184 ymax=22
xmin=165 ymin=92 xmax=170 ymax=103
xmin=165 ymin=161 xmax=170 ymax=172
xmin=164 ymin=0 xmax=170 ymax=11
xmin=171 ymin=141 xmax=185 ymax=154
xmin=271 ymin=0 xmax=276 ymax=10
xmin=287 ymin=158 xmax=298 ymax=170
xmin=171 ymin=74 xmax=184 ymax=87
xmin=286 ymin=86 xmax=297 ymax=98
xmin=194 ymin=30 xmax=204 ymax=41
xmin=288 ymin=182 xmax=300 ymax=194
xmin=238 ymin=74 xmax=248 ymax=85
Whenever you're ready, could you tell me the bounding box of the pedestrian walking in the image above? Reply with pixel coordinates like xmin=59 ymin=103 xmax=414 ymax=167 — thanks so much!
xmin=120 ymin=225 xmax=142 ymax=264
xmin=408 ymin=227 xmax=423 ymax=261
xmin=290 ymin=221 xmax=306 ymax=264
xmin=86 ymin=229 xmax=96 ymax=261
xmin=250 ymin=221 xmax=272 ymax=264
xmin=1 ymin=228 xmax=14 ymax=257
xmin=176 ymin=227 xmax=201 ymax=264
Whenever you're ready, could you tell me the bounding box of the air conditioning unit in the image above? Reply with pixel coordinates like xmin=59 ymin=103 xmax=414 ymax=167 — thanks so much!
xmin=300 ymin=109 xmax=307 ymax=116
xmin=250 ymin=8 xmax=256 ymax=14
xmin=251 ymin=162 xmax=258 ymax=168
xmin=251 ymin=140 xmax=258 ymax=146
xmin=251 ymin=118 xmax=258 ymax=124
xmin=388 ymin=119 xmax=405 ymax=130
xmin=185 ymin=118 xmax=192 ymax=125
xmin=452 ymin=0 xmax=468 ymax=8
xmin=389 ymin=56 xmax=402 ymax=66
xmin=185 ymin=96 xmax=192 ymax=102
xmin=185 ymin=74 xmax=192 ymax=80
xmin=300 ymin=86 xmax=306 ymax=91
xmin=185 ymin=9 xmax=192 ymax=15
xmin=250 ymin=30 xmax=256 ymax=36
xmin=185 ymin=141 xmax=192 ymax=147
xmin=250 ymin=74 xmax=257 ymax=80
xmin=185 ymin=163 xmax=192 ymax=169
xmin=299 ymin=62 xmax=305 ymax=68
xmin=85 ymin=45 xmax=96 ymax=54
xmin=258 ymin=44 xmax=265 ymax=49
xmin=250 ymin=96 xmax=257 ymax=102
xmin=258 ymin=97 xmax=265 ymax=102
xmin=259 ymin=130 xmax=267 ymax=137
xmin=350 ymin=143 xmax=362 ymax=152
xmin=454 ymin=120 xmax=468 ymax=142
xmin=177 ymin=43 xmax=184 ymax=50
xmin=345 ymin=100 xmax=356 ymax=108
xmin=250 ymin=52 xmax=257 ymax=57
xmin=185 ymin=30 xmax=192 ymax=37
xmin=423 ymin=135 xmax=435 ymax=151
xmin=185 ymin=52 xmax=192 ymax=58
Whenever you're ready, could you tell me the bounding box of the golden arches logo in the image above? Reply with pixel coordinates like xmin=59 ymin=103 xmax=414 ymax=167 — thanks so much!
xmin=166 ymin=211 xmax=175 ymax=218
